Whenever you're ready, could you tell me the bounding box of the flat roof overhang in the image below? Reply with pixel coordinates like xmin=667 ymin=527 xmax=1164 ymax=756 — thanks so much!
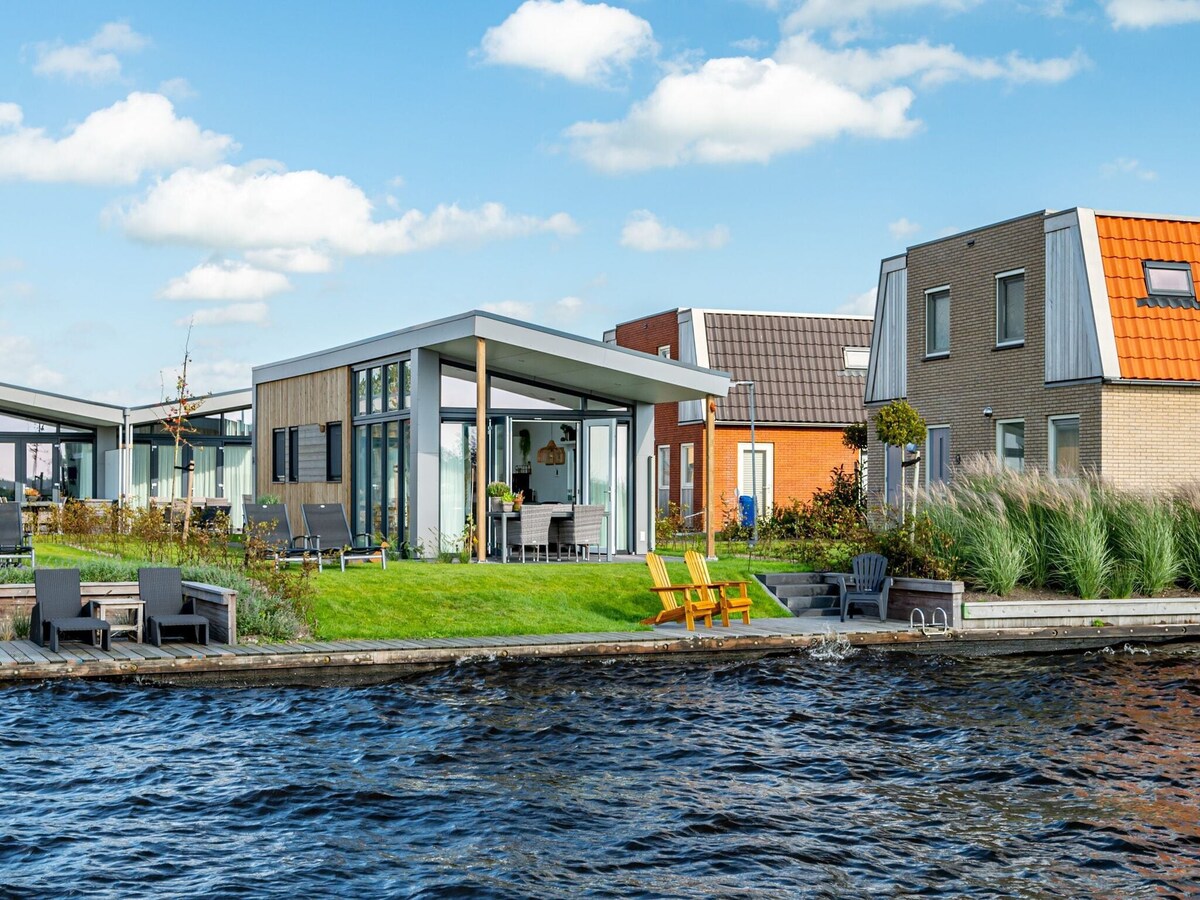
xmin=128 ymin=389 xmax=253 ymax=426
xmin=0 ymin=381 xmax=125 ymax=428
xmin=253 ymin=311 xmax=731 ymax=404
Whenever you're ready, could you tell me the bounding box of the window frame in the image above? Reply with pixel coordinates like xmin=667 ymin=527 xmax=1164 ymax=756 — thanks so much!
xmin=995 ymin=268 xmax=1026 ymax=348
xmin=995 ymin=418 xmax=1026 ymax=474
xmin=1143 ymin=260 xmax=1195 ymax=298
xmin=657 ymin=445 xmax=671 ymax=490
xmin=1048 ymin=414 xmax=1081 ymax=479
xmin=736 ymin=442 xmax=774 ymax=514
xmin=657 ymin=344 xmax=671 ymax=359
xmin=272 ymin=429 xmax=286 ymax=483
xmin=681 ymin=443 xmax=695 ymax=489
xmin=924 ymin=285 xmax=951 ymax=359
xmin=326 ymin=421 xmax=343 ymax=482
xmin=286 ymin=426 xmax=300 ymax=482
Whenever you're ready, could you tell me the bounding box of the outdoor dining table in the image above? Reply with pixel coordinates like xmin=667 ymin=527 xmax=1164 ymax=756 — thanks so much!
xmin=487 ymin=505 xmax=611 ymax=563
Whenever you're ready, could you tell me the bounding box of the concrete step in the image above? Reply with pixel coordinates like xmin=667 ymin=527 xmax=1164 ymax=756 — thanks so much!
xmin=758 ymin=572 xmax=823 ymax=586
xmin=773 ymin=583 xmax=840 ymax=600
xmin=786 ymin=596 xmax=840 ymax=613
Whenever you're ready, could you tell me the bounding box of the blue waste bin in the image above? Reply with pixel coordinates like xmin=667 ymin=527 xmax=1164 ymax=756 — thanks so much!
xmin=738 ymin=495 xmax=756 ymax=528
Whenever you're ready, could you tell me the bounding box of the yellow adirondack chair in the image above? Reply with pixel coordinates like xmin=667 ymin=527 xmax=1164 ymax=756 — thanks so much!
xmin=640 ymin=552 xmax=716 ymax=631
xmin=685 ymin=550 xmax=752 ymax=627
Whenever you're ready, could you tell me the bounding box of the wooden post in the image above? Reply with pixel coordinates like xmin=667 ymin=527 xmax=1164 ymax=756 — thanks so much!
xmin=475 ymin=337 xmax=487 ymax=563
xmin=705 ymin=394 xmax=716 ymax=559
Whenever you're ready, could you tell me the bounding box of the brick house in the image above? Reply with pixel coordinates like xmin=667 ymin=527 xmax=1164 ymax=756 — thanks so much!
xmin=865 ymin=207 xmax=1200 ymax=500
xmin=607 ymin=309 xmax=873 ymax=528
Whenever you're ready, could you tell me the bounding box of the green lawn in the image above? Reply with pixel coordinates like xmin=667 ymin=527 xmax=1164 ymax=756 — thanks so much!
xmin=309 ymin=556 xmax=802 ymax=640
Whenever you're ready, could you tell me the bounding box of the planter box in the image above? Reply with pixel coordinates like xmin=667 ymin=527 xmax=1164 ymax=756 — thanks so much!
xmin=962 ymin=597 xmax=1200 ymax=630
xmin=0 ymin=579 xmax=238 ymax=644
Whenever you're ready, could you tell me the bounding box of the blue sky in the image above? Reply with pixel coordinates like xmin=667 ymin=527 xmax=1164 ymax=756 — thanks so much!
xmin=0 ymin=0 xmax=1196 ymax=402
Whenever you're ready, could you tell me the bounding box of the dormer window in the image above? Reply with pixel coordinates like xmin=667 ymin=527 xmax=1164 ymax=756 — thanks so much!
xmin=1141 ymin=261 xmax=1199 ymax=309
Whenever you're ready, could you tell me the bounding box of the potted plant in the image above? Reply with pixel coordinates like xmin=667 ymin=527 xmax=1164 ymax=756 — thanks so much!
xmin=512 ymin=490 xmax=525 ymax=512
xmin=502 ymin=490 xmax=515 ymax=513
xmin=487 ymin=481 xmax=510 ymax=512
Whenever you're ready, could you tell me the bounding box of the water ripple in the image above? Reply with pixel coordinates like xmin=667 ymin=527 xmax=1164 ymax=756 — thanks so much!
xmin=0 ymin=645 xmax=1198 ymax=897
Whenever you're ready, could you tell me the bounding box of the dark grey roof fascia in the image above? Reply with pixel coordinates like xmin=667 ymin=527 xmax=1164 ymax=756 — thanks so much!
xmin=252 ymin=310 xmax=729 ymax=395
xmin=904 ymin=209 xmax=1049 ymax=252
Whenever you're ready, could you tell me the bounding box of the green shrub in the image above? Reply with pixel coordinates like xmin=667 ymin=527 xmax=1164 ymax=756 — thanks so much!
xmin=1107 ymin=563 xmax=1137 ymax=600
xmin=873 ymin=515 xmax=957 ymax=580
xmin=1104 ymin=492 xmax=1179 ymax=596
xmin=1174 ymin=490 xmax=1200 ymax=591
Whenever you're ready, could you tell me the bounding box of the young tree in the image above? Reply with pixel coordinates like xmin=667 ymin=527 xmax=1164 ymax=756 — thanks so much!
xmin=874 ymin=400 xmax=927 ymax=523
xmin=157 ymin=322 xmax=208 ymax=540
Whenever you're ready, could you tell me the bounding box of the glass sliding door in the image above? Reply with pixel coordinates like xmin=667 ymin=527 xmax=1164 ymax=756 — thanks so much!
xmin=439 ymin=422 xmax=476 ymax=553
xmin=25 ymin=443 xmax=54 ymax=501
xmin=0 ymin=443 xmax=14 ymax=501
xmin=352 ymin=421 xmax=408 ymax=546
xmin=584 ymin=421 xmax=615 ymax=554
xmin=192 ymin=445 xmax=218 ymax=500
xmin=354 ymin=426 xmax=368 ymax=537
xmin=61 ymin=442 xmax=94 ymax=500
xmin=223 ymin=445 xmax=251 ymax=528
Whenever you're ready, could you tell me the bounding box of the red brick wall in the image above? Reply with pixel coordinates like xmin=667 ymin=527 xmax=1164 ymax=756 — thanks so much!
xmin=613 ymin=310 xmax=858 ymax=526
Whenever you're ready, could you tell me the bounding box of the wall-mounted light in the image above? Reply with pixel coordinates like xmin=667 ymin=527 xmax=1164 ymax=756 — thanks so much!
xmin=983 ymin=406 xmax=993 ymax=418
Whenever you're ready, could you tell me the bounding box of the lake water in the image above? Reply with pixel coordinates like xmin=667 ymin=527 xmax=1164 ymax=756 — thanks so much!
xmin=2 ymin=644 xmax=1198 ymax=898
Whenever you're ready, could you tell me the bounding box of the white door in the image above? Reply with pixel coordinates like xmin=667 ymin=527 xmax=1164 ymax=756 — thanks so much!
xmin=737 ymin=442 xmax=773 ymax=516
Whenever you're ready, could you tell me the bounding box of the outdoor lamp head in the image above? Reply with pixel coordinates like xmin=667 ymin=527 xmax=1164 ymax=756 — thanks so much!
xmin=983 ymin=406 xmax=994 ymax=418
xmin=905 ymin=443 xmax=917 ymax=453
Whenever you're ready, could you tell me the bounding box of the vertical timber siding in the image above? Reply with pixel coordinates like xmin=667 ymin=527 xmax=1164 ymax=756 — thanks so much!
xmin=255 ymin=367 xmax=352 ymax=511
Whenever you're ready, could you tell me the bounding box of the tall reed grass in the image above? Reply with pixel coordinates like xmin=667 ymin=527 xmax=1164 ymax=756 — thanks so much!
xmin=921 ymin=457 xmax=1198 ymax=599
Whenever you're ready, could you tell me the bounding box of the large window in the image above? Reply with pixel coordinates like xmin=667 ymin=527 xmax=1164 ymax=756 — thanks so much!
xmin=287 ymin=427 xmax=299 ymax=482
xmin=354 ymin=421 xmax=408 ymax=545
xmin=327 ymin=422 xmax=343 ymax=481
xmin=997 ymin=420 xmax=1025 ymax=473
xmin=996 ymin=270 xmax=1025 ymax=347
xmin=438 ymin=422 xmax=475 ymax=552
xmin=925 ymin=287 xmax=950 ymax=357
xmin=272 ymin=429 xmax=286 ymax=482
xmin=356 ymin=361 xmax=410 ymax=416
xmin=657 ymin=445 xmax=670 ymax=513
xmin=1049 ymin=416 xmax=1080 ymax=478
xmin=681 ymin=443 xmax=695 ymax=519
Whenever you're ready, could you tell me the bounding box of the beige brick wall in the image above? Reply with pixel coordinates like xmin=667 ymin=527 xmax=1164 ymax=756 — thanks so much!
xmin=867 ymin=212 xmax=1102 ymax=498
xmin=1101 ymin=383 xmax=1200 ymax=490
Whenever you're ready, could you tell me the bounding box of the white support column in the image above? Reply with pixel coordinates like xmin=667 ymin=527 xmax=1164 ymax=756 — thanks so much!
xmin=633 ymin=402 xmax=655 ymax=556
xmin=408 ymin=348 xmax=441 ymax=558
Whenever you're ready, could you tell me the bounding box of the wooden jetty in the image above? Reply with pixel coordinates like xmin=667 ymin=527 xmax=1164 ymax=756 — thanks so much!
xmin=2 ymin=617 xmax=1198 ymax=684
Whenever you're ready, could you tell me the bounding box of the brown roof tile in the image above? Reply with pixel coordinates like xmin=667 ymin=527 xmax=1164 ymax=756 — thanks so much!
xmin=704 ymin=312 xmax=873 ymax=425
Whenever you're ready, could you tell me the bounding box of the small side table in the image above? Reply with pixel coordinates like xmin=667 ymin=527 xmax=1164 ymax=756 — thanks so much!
xmin=89 ymin=598 xmax=145 ymax=643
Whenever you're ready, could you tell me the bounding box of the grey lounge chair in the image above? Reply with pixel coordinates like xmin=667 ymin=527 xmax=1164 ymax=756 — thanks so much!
xmin=301 ymin=503 xmax=386 ymax=572
xmin=507 ymin=504 xmax=554 ymax=562
xmin=0 ymin=503 xmax=34 ymax=568
xmin=138 ymin=567 xmax=210 ymax=646
xmin=244 ymin=503 xmax=313 ymax=569
xmin=31 ymin=568 xmax=110 ymax=652
xmin=552 ymin=504 xmax=605 ymax=560
xmin=837 ymin=553 xmax=892 ymax=622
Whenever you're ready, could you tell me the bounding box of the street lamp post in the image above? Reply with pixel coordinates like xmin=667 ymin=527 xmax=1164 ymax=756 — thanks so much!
xmin=731 ymin=380 xmax=757 ymax=548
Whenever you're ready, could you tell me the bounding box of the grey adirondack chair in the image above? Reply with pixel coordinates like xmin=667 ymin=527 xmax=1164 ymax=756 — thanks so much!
xmin=837 ymin=553 xmax=892 ymax=622
xmin=138 ymin=567 xmax=210 ymax=646
xmin=31 ymin=568 xmax=111 ymax=652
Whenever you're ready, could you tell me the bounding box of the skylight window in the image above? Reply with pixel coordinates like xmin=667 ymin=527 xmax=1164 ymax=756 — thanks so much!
xmin=843 ymin=347 xmax=870 ymax=372
xmin=1140 ymin=261 xmax=1198 ymax=309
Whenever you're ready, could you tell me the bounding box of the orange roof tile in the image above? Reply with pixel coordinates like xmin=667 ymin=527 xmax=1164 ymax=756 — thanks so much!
xmin=1096 ymin=215 xmax=1200 ymax=381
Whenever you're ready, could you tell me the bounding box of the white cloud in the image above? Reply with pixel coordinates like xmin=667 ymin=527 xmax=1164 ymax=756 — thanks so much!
xmin=0 ymin=257 xmax=22 ymax=273
xmin=157 ymin=77 xmax=196 ymax=100
xmin=838 ymin=287 xmax=877 ymax=316
xmin=481 ymin=0 xmax=657 ymax=84
xmin=732 ymin=37 xmax=768 ymax=52
xmin=159 ymin=358 xmax=252 ymax=393
xmin=244 ymin=247 xmax=334 ymax=273
xmin=483 ymin=300 xmax=536 ymax=319
xmin=784 ymin=0 xmax=977 ymax=31
xmin=0 ymin=327 xmax=66 ymax=388
xmin=120 ymin=162 xmax=578 ymax=255
xmin=0 ymin=93 xmax=234 ymax=184
xmin=556 ymin=295 xmax=584 ymax=313
xmin=619 ymin=210 xmax=730 ymax=251
xmin=159 ymin=261 xmax=292 ymax=301
xmin=1100 ymin=157 xmax=1158 ymax=181
xmin=777 ymin=33 xmax=1089 ymax=91
xmin=888 ymin=217 xmax=921 ymax=239
xmin=177 ymin=302 xmax=269 ymax=327
xmin=1107 ymin=0 xmax=1200 ymax=27
xmin=567 ymin=56 xmax=916 ymax=171
xmin=32 ymin=22 xmax=149 ymax=83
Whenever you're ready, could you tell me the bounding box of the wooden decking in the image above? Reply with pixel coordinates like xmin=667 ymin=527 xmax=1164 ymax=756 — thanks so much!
xmin=2 ymin=618 xmax=1198 ymax=682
